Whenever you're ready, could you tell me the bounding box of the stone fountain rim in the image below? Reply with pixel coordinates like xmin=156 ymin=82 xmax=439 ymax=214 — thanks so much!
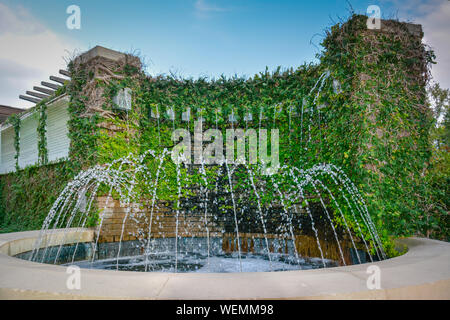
xmin=0 ymin=228 xmax=449 ymax=299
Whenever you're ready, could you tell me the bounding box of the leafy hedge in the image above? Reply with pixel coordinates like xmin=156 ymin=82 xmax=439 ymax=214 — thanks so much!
xmin=0 ymin=162 xmax=74 ymax=232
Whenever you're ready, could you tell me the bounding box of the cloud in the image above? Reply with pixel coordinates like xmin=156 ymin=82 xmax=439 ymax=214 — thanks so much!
xmin=383 ymin=0 xmax=450 ymax=89
xmin=417 ymin=1 xmax=450 ymax=90
xmin=0 ymin=2 xmax=79 ymax=109
xmin=0 ymin=3 xmax=45 ymax=35
xmin=194 ymin=0 xmax=230 ymax=18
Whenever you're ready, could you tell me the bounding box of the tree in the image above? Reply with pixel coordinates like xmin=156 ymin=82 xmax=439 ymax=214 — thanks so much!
xmin=422 ymin=83 xmax=449 ymax=240
xmin=429 ymin=83 xmax=450 ymax=148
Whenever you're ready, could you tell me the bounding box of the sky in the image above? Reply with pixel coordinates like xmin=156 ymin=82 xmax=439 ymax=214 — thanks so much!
xmin=0 ymin=0 xmax=449 ymax=109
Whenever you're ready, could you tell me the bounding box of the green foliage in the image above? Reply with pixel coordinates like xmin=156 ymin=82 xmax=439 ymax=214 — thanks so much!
xmin=0 ymin=162 xmax=75 ymax=233
xmin=85 ymin=207 xmax=101 ymax=228
xmin=318 ymin=14 xmax=437 ymax=242
xmin=66 ymin=62 xmax=100 ymax=170
xmin=420 ymin=83 xmax=450 ymax=240
xmin=135 ymin=64 xmax=322 ymax=168
xmin=36 ymin=102 xmax=48 ymax=165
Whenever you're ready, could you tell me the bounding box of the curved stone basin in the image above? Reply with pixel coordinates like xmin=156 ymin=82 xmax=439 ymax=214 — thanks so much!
xmin=0 ymin=228 xmax=449 ymax=299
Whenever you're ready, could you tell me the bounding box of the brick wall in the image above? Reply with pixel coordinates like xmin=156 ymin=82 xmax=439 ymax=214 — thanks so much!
xmin=96 ymin=196 xmax=223 ymax=243
xmin=96 ymin=196 xmax=359 ymax=265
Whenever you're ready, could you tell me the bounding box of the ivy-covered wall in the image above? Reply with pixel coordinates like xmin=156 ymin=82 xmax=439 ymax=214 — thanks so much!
xmin=1 ymin=15 xmax=439 ymax=246
xmin=0 ymin=162 xmax=74 ymax=232
xmin=319 ymin=16 xmax=434 ymax=239
xmin=0 ymin=93 xmax=74 ymax=232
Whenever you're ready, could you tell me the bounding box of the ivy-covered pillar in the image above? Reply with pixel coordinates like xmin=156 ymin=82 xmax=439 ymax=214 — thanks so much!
xmin=66 ymin=46 xmax=143 ymax=169
xmin=65 ymin=46 xmax=146 ymax=242
xmin=321 ymin=15 xmax=434 ymax=238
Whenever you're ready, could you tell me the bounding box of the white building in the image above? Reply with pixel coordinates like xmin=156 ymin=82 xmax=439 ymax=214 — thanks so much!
xmin=0 ymin=46 xmax=133 ymax=175
xmin=0 ymin=95 xmax=71 ymax=174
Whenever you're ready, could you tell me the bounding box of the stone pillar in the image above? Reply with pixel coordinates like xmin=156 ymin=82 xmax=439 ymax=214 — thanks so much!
xmin=67 ymin=46 xmax=143 ymax=168
xmin=321 ymin=15 xmax=433 ymax=234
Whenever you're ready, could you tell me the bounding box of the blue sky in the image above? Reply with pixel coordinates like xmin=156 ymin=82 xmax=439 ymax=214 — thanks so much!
xmin=0 ymin=0 xmax=448 ymax=108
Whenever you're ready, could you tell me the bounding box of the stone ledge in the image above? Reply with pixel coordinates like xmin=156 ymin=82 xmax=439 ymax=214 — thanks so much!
xmin=74 ymin=46 xmax=127 ymax=65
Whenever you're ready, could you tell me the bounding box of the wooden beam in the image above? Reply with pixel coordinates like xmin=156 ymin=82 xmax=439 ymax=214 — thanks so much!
xmin=0 ymin=105 xmax=25 ymax=112
xmin=59 ymin=69 xmax=71 ymax=77
xmin=33 ymin=86 xmax=55 ymax=95
xmin=19 ymin=95 xmax=41 ymax=104
xmin=41 ymin=81 xmax=61 ymax=90
xmin=0 ymin=106 xmax=25 ymax=122
xmin=26 ymin=91 xmax=50 ymax=99
xmin=49 ymin=75 xmax=68 ymax=84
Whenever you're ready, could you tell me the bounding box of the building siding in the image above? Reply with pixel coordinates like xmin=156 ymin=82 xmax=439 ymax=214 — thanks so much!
xmin=18 ymin=113 xmax=39 ymax=169
xmin=0 ymin=95 xmax=70 ymax=174
xmin=46 ymin=99 xmax=70 ymax=163
xmin=0 ymin=126 xmax=16 ymax=174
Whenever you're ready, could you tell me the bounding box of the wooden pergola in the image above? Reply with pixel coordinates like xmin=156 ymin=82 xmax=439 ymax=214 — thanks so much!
xmin=0 ymin=105 xmax=25 ymax=123
xmin=18 ymin=70 xmax=71 ymax=105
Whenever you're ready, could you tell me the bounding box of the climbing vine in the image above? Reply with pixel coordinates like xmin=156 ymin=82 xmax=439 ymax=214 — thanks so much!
xmin=36 ymin=102 xmax=48 ymax=165
xmin=0 ymin=162 xmax=74 ymax=232
xmin=66 ymin=61 xmax=100 ymax=170
xmin=319 ymin=15 xmax=435 ymax=241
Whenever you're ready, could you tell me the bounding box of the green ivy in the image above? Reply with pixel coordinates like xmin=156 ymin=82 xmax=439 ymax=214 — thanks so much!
xmin=36 ymin=102 xmax=48 ymax=165
xmin=66 ymin=61 xmax=100 ymax=170
xmin=0 ymin=162 xmax=75 ymax=232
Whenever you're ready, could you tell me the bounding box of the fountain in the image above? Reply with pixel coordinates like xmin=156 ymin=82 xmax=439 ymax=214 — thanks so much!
xmin=2 ymin=17 xmax=449 ymax=299
xmin=17 ymin=152 xmax=385 ymax=273
xmin=10 ymin=69 xmax=387 ymax=274
xmin=7 ymin=69 xmax=387 ymax=274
